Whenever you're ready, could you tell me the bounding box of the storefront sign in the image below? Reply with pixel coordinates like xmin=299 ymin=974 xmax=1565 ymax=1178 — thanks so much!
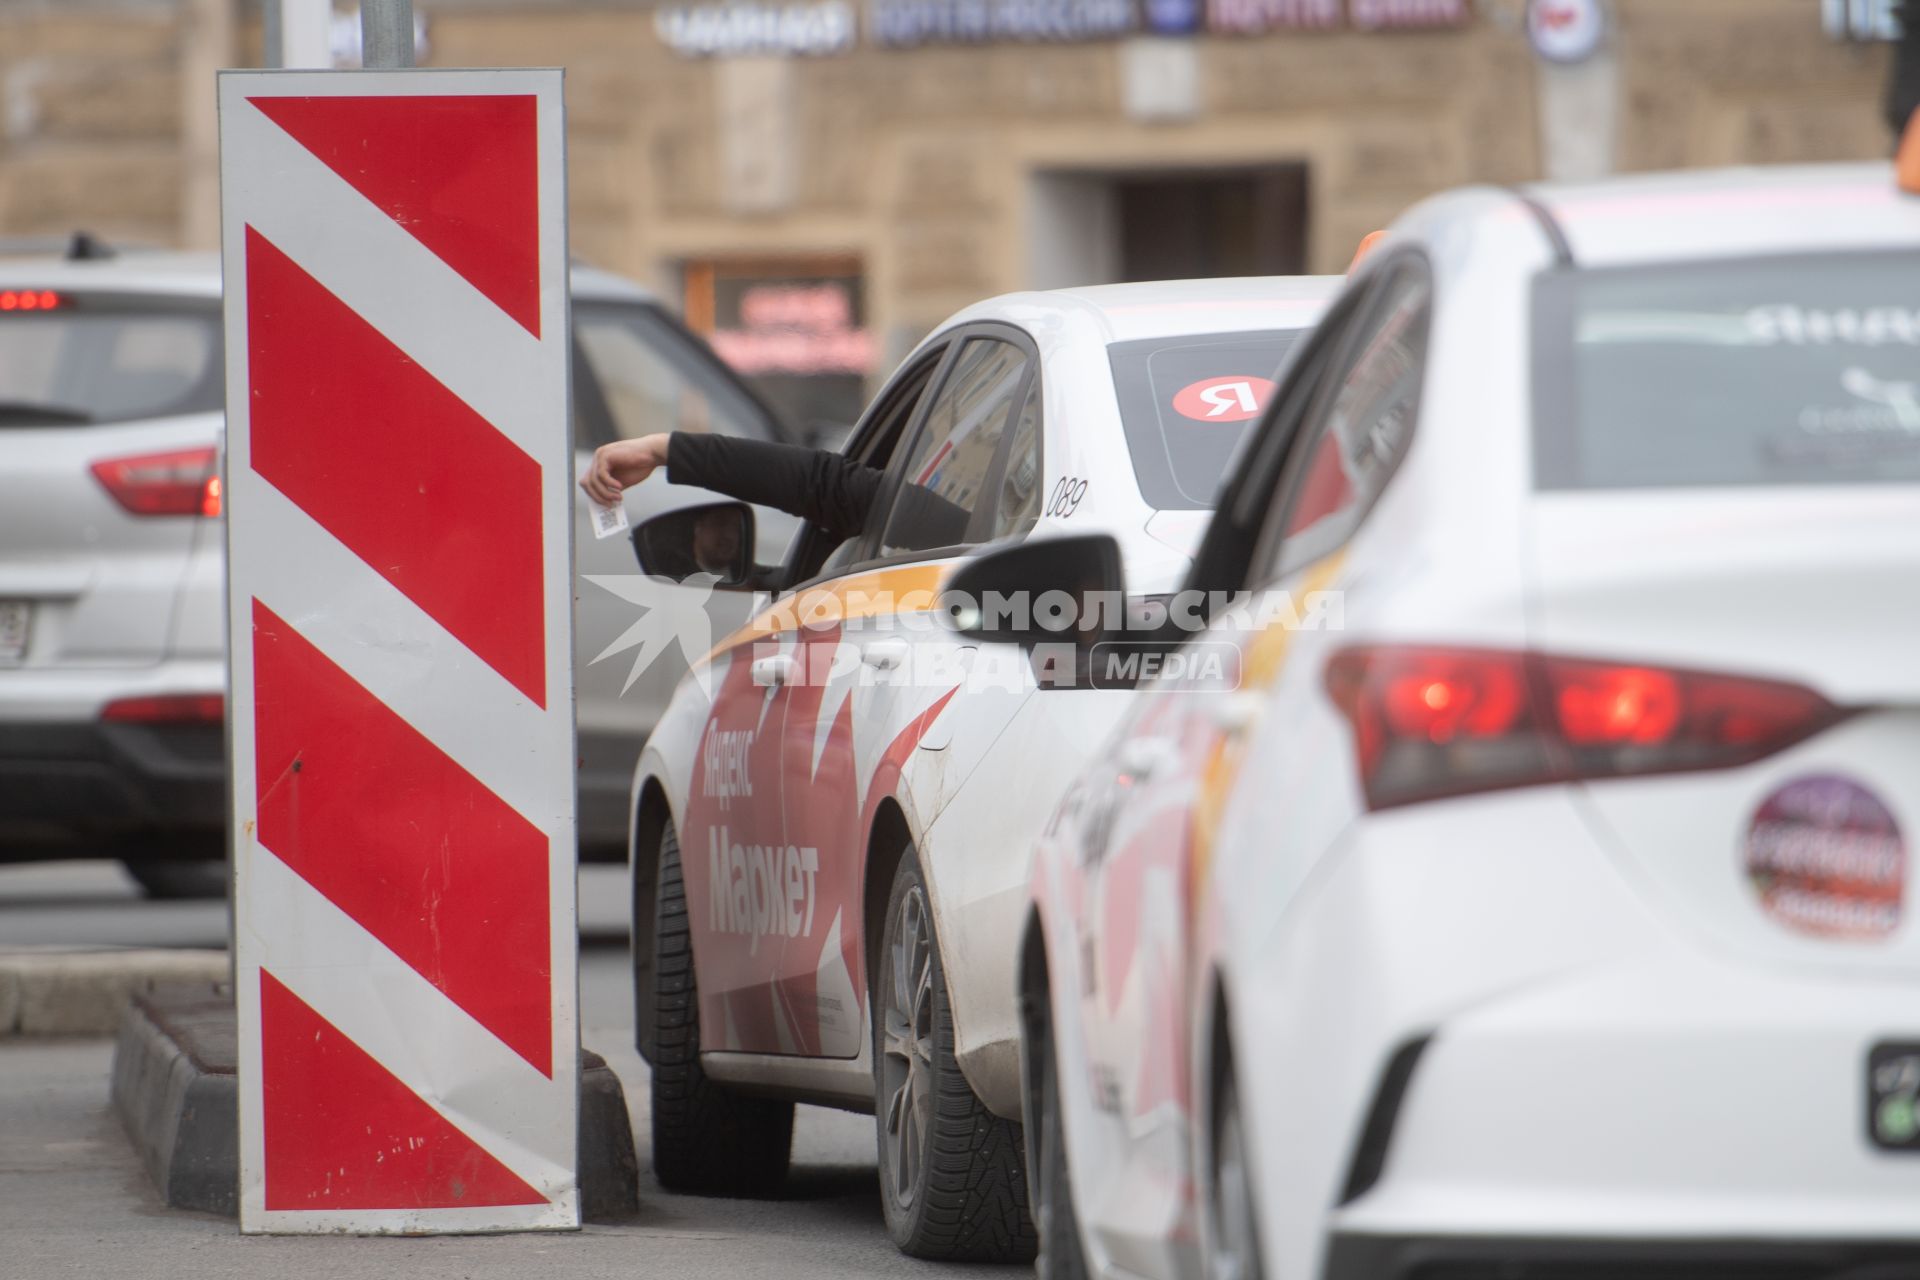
xmin=1526 ymin=0 xmax=1604 ymax=63
xmin=653 ymin=0 xmax=1468 ymax=53
xmin=1206 ymin=0 xmax=1339 ymax=34
xmin=1823 ymin=0 xmax=1902 ymax=40
xmin=1142 ymin=0 xmax=1205 ymax=36
xmin=869 ymin=0 xmax=1135 ymax=47
xmin=656 ymin=0 xmax=857 ymax=56
xmin=709 ymin=282 xmax=876 ymax=376
xmin=1348 ymin=0 xmax=1468 ymax=30
xmin=1206 ymin=0 xmax=1463 ymax=37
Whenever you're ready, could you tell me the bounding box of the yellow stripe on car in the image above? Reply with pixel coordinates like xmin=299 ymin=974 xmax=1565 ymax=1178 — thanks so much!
xmin=703 ymin=561 xmax=957 ymax=662
xmin=1188 ymin=554 xmax=1347 ymax=904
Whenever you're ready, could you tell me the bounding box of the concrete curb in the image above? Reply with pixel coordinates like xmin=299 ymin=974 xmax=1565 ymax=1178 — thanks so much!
xmin=0 ymin=948 xmax=228 ymax=1037
xmin=111 ymin=984 xmax=641 ymax=1223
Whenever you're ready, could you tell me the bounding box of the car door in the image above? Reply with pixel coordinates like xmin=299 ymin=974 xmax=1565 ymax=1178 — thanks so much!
xmin=1071 ymin=263 xmax=1432 ymax=1277
xmin=772 ymin=328 xmax=1044 ymax=1059
xmin=570 ymin=297 xmax=799 ymax=851
xmin=679 ymin=344 xmax=948 ymax=1056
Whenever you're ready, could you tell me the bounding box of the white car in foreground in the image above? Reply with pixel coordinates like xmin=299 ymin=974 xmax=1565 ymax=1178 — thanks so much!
xmin=623 ymin=278 xmax=1334 ymax=1259
xmin=988 ymin=162 xmax=1920 ymax=1280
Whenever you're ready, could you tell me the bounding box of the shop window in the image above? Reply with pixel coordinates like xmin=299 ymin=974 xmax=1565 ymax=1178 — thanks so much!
xmin=683 ymin=257 xmax=875 ymax=445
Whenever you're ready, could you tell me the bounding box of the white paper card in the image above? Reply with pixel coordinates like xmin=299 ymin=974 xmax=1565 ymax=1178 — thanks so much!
xmin=590 ymin=499 xmax=629 ymax=540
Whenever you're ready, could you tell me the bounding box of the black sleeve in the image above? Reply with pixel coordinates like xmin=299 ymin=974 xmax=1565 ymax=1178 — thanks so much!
xmin=665 ymin=433 xmax=883 ymax=541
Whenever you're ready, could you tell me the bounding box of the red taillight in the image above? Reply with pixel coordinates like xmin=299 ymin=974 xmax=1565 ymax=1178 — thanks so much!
xmin=90 ymin=447 xmax=220 ymax=517
xmin=0 ymin=289 xmax=62 ymax=312
xmin=101 ymin=693 xmax=224 ymax=725
xmin=1325 ymin=645 xmax=1842 ymax=810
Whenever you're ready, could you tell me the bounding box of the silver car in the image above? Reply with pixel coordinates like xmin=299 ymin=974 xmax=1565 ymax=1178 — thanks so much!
xmin=0 ymin=238 xmax=794 ymax=895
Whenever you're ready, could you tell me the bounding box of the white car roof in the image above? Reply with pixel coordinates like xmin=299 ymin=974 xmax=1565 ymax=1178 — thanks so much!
xmin=0 ymin=246 xmax=659 ymax=303
xmin=941 ymin=275 xmax=1343 ymax=346
xmin=1521 ymin=163 xmax=1916 ymax=268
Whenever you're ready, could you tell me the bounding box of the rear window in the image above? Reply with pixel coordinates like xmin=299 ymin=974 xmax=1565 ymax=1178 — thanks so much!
xmin=0 ymin=295 xmax=221 ymax=427
xmin=1108 ymin=328 xmax=1309 ymax=510
xmin=1535 ymin=251 xmax=1920 ymax=489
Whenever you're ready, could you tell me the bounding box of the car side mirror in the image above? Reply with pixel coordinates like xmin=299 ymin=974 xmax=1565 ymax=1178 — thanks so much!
xmin=631 ymin=501 xmax=757 ymax=588
xmin=943 ymin=533 xmax=1125 ymax=653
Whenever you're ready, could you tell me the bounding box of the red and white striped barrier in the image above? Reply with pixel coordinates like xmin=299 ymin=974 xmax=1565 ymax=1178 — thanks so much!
xmin=218 ymin=70 xmax=577 ymax=1233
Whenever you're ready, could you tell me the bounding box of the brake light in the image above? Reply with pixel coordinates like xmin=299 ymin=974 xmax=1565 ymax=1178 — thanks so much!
xmin=1325 ymin=645 xmax=1842 ymax=810
xmin=90 ymin=447 xmax=220 ymax=517
xmin=0 ymin=289 xmax=62 ymax=312
xmin=101 ymin=693 xmax=224 ymax=725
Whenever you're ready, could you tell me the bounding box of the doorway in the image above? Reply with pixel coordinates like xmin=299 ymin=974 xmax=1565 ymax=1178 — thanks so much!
xmin=1027 ymin=163 xmax=1311 ymax=289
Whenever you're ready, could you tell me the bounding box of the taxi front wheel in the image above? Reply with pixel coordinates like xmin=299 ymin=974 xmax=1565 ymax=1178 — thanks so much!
xmin=873 ymin=845 xmax=1038 ymax=1261
xmin=1033 ymin=981 xmax=1090 ymax=1280
xmin=648 ymin=820 xmax=794 ymax=1197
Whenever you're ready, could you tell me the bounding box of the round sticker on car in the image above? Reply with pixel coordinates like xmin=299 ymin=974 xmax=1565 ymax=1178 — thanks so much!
xmin=1745 ymin=775 xmax=1905 ymax=941
xmin=1172 ymin=376 xmax=1276 ymax=423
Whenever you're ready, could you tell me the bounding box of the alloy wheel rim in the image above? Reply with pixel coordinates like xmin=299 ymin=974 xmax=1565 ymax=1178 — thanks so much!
xmin=880 ymin=884 xmax=935 ymax=1210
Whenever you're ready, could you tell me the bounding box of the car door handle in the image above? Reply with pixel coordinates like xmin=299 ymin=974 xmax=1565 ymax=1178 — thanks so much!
xmin=1208 ymin=692 xmax=1264 ymax=736
xmin=751 ymin=654 xmax=797 ymax=687
xmin=1115 ymin=737 xmax=1178 ymax=781
xmin=863 ymin=640 xmax=911 ymax=671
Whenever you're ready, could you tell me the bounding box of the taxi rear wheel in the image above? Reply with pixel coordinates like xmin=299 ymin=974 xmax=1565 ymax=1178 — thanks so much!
xmin=873 ymin=845 xmax=1038 ymax=1261
xmin=649 ymin=819 xmax=794 ymax=1197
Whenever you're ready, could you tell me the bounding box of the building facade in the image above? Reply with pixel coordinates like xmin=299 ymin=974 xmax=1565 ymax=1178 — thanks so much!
xmin=0 ymin=0 xmax=1898 ymax=422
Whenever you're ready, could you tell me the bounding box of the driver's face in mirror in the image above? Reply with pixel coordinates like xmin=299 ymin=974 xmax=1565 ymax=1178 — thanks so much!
xmin=692 ymin=508 xmax=745 ymax=578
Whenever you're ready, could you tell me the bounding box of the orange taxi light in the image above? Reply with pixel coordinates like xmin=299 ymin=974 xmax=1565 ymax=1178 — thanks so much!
xmin=1348 ymin=230 xmax=1387 ymax=272
xmin=1900 ymin=108 xmax=1920 ymax=197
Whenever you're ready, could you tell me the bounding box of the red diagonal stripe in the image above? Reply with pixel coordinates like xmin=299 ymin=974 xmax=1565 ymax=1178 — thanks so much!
xmin=248 ymin=94 xmax=541 ymax=335
xmin=246 ymin=228 xmax=546 ymax=707
xmin=261 ymin=970 xmax=547 ymax=1211
xmin=253 ymin=599 xmax=552 ymax=1075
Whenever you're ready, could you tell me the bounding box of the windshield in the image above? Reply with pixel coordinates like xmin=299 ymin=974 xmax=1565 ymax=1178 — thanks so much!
xmin=573 ymin=300 xmax=779 ymax=450
xmin=1535 ymin=251 xmax=1920 ymax=489
xmin=1108 ymin=328 xmax=1309 ymax=510
xmin=0 ymin=296 xmax=222 ymax=427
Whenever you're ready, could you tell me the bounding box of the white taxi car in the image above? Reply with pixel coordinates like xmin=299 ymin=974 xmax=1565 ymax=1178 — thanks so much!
xmin=623 ymin=277 xmax=1335 ymax=1259
xmin=992 ymin=162 xmax=1920 ymax=1280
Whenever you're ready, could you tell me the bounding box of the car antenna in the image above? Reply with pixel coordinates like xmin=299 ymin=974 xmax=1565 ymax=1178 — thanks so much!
xmin=66 ymin=230 xmax=115 ymax=262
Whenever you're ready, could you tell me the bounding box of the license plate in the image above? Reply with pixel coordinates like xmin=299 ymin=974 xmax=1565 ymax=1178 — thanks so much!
xmin=1867 ymin=1042 xmax=1920 ymax=1151
xmin=0 ymin=600 xmax=28 ymax=665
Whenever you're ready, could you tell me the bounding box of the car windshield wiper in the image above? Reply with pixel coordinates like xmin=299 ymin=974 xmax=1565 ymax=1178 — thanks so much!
xmin=0 ymin=400 xmax=93 ymax=425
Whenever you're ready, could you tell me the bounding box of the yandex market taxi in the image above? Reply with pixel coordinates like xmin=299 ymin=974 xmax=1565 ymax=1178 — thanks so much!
xmin=623 ymin=277 xmax=1335 ymax=1260
xmin=997 ymin=162 xmax=1920 ymax=1280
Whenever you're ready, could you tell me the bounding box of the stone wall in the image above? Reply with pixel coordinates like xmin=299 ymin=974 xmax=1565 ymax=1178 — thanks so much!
xmin=0 ymin=0 xmax=195 ymax=249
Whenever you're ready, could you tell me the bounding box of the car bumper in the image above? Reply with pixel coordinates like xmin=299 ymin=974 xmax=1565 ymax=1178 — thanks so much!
xmin=0 ymin=661 xmax=225 ymax=857
xmin=1219 ymin=789 xmax=1920 ymax=1280
xmin=1321 ymin=1233 xmax=1920 ymax=1280
xmin=0 ymin=719 xmax=224 ymax=856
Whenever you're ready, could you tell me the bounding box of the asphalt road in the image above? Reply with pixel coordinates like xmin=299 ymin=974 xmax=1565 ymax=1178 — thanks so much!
xmin=0 ymin=860 xmax=1020 ymax=1280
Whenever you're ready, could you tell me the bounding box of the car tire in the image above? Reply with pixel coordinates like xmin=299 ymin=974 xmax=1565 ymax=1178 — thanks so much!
xmin=1034 ymin=985 xmax=1090 ymax=1280
xmin=1208 ymin=1071 xmax=1264 ymax=1280
xmin=648 ymin=819 xmax=794 ymax=1197
xmin=873 ymin=844 xmax=1038 ymax=1262
xmin=122 ymin=859 xmax=227 ymax=900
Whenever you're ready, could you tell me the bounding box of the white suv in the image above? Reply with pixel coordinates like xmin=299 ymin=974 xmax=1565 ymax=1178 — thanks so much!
xmin=0 ymin=237 xmax=794 ymax=895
